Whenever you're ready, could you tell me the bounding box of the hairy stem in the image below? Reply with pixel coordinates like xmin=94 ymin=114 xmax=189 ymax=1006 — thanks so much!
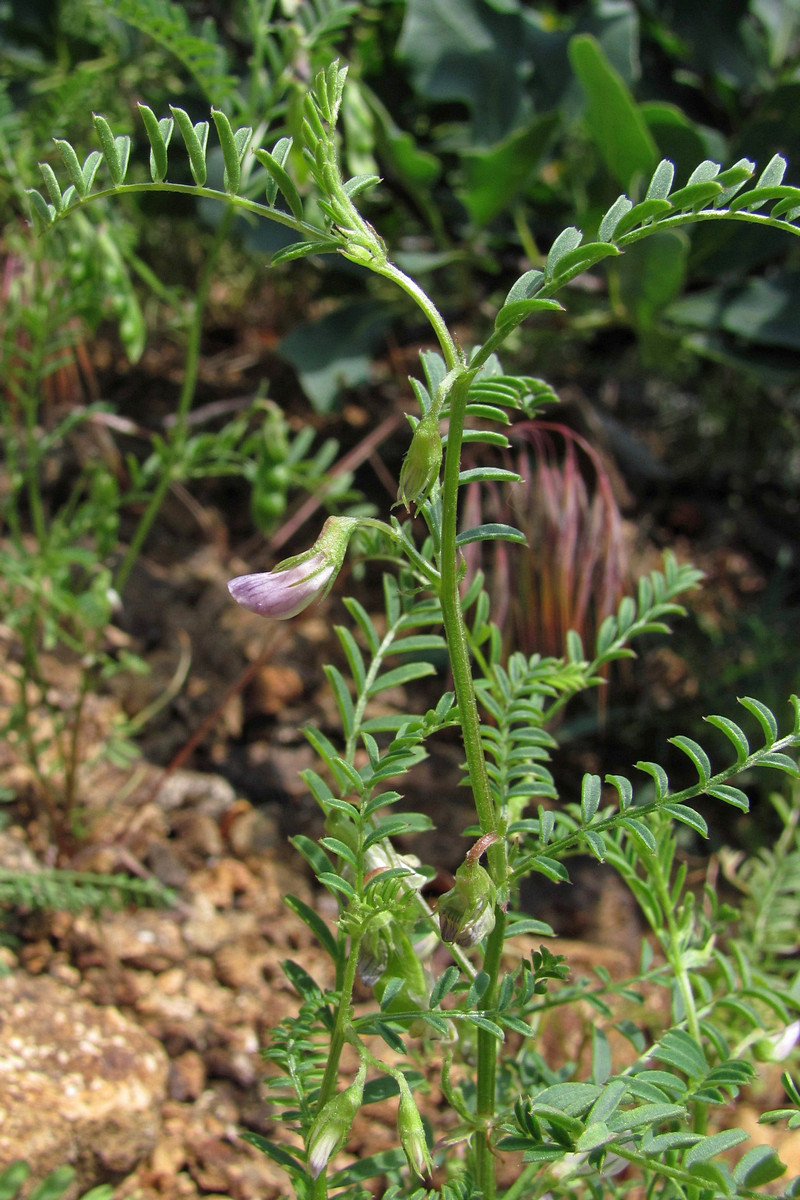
xmin=438 ymin=369 xmax=509 ymax=1198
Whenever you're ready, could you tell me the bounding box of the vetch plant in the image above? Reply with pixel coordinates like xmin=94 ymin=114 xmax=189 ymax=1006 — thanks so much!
xmin=33 ymin=60 xmax=800 ymax=1200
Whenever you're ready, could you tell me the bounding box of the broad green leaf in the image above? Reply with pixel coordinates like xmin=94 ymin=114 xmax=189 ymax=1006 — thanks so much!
xmin=568 ymin=33 xmax=657 ymax=191
xmin=461 ymin=114 xmax=559 ymax=226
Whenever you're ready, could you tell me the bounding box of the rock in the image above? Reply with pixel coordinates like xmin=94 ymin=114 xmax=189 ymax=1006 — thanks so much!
xmin=154 ymin=770 xmax=237 ymax=819
xmin=224 ymin=804 xmax=279 ymax=858
xmin=0 ymin=974 xmax=168 ymax=1192
xmin=167 ymin=1051 xmax=207 ymax=1102
xmin=170 ymin=811 xmax=224 ymax=860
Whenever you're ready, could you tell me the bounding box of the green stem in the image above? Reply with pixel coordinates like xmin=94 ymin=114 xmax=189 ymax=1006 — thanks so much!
xmin=437 ymin=370 xmax=509 ymax=1200
xmin=114 ymin=208 xmax=234 ymax=593
xmin=315 ymin=930 xmax=363 ymax=1112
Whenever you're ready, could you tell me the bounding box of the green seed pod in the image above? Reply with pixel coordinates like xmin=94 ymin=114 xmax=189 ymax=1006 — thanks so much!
xmin=397 ymin=1074 xmax=432 ymax=1179
xmin=397 ymin=410 xmax=442 ymax=511
xmin=306 ymin=1064 xmax=366 ymax=1179
xmin=437 ymin=859 xmax=496 ymax=948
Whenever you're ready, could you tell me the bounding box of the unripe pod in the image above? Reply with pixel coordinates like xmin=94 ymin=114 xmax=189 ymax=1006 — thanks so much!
xmin=437 ymin=859 xmax=496 ymax=948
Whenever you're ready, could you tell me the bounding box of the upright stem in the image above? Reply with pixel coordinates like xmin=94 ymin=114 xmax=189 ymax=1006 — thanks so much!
xmin=438 ymin=370 xmax=510 ymax=1199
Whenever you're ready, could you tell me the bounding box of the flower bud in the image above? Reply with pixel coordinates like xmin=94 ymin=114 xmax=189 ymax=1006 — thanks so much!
xmin=397 ymin=1075 xmax=432 ymax=1179
xmin=228 ymin=516 xmax=359 ymax=619
xmin=306 ymin=1064 xmax=366 ymax=1179
xmin=397 ymin=411 xmax=442 ymax=511
xmin=437 ymin=859 xmax=496 ymax=947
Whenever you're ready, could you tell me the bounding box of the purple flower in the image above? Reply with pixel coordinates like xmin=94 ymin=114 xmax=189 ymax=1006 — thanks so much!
xmin=227 ymin=516 xmax=359 ymax=620
xmin=228 ymin=554 xmax=334 ymax=619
